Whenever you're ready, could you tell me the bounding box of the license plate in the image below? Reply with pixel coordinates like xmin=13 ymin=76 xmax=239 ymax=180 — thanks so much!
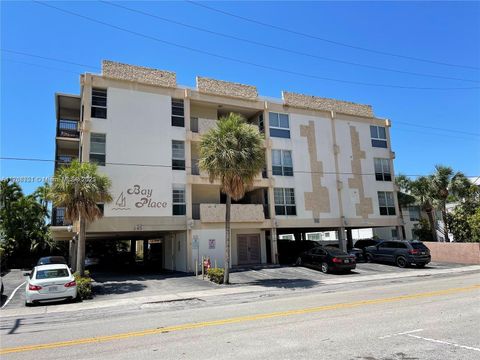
xmin=421 ymin=252 xmax=426 ymax=255
xmin=344 ymin=260 xmax=349 ymax=263
xmin=48 ymin=286 xmax=58 ymax=292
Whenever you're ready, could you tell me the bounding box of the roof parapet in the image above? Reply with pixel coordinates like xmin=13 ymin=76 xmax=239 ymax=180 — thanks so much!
xmin=102 ymin=60 xmax=177 ymax=88
xmin=196 ymin=76 xmax=258 ymax=100
xmin=282 ymin=91 xmax=374 ymax=118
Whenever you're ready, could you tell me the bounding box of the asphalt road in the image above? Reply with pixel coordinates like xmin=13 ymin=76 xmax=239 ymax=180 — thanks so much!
xmin=1 ymin=271 xmax=479 ymax=359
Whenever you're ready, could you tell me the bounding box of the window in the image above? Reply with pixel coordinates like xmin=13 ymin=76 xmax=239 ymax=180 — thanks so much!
xmin=172 ymin=140 xmax=185 ymax=170
xmin=409 ymin=206 xmax=421 ymax=221
xmin=91 ymin=88 xmax=107 ymax=119
xmin=378 ymin=191 xmax=396 ymax=215
xmin=90 ymin=133 xmax=106 ymax=166
xmin=391 ymin=229 xmax=398 ymax=240
xmin=269 ymin=112 xmax=290 ymax=138
xmin=374 ymin=158 xmax=391 ymax=181
xmin=97 ymin=204 xmax=104 ymax=215
xmin=172 ymin=185 xmax=186 ymax=215
xmin=370 ymin=125 xmax=387 ymax=148
xmin=272 ymin=149 xmax=293 ymax=176
xmin=171 ymin=99 xmax=184 ymax=127
xmin=274 ymin=188 xmax=296 ymax=215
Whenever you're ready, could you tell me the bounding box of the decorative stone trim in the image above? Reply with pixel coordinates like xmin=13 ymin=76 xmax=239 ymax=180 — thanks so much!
xmin=102 ymin=60 xmax=176 ymax=88
xmin=282 ymin=91 xmax=374 ymax=117
xmin=196 ymin=77 xmax=258 ymax=100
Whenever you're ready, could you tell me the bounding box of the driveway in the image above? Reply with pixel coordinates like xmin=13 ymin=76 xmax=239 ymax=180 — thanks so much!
xmin=1 ymin=269 xmax=27 ymax=309
xmin=228 ymin=262 xmax=468 ymax=288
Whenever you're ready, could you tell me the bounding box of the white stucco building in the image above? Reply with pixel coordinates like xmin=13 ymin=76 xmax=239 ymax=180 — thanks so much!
xmin=51 ymin=60 xmax=402 ymax=272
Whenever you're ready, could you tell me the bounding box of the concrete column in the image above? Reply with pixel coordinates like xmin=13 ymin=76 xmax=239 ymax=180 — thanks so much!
xmin=396 ymin=226 xmax=404 ymax=240
xmin=346 ymin=228 xmax=353 ymax=250
xmin=130 ymin=239 xmax=136 ymax=266
xmin=270 ymin=227 xmax=278 ymax=264
xmin=69 ymin=237 xmax=77 ymax=271
xmin=143 ymin=239 xmax=149 ymax=266
xmin=338 ymin=227 xmax=347 ymax=252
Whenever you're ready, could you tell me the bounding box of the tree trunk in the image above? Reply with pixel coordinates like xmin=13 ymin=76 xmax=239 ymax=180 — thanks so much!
xmin=442 ymin=205 xmax=450 ymax=242
xmin=76 ymin=216 xmax=86 ymax=276
xmin=426 ymin=208 xmax=437 ymax=242
xmin=398 ymin=206 xmax=406 ymax=239
xmin=223 ymin=194 xmax=231 ymax=284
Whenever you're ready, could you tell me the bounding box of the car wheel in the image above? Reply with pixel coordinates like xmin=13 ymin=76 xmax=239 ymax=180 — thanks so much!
xmin=321 ymin=262 xmax=329 ymax=274
xmin=366 ymin=254 xmax=373 ymax=263
xmin=295 ymin=257 xmax=302 ymax=266
xmin=396 ymin=256 xmax=407 ymax=268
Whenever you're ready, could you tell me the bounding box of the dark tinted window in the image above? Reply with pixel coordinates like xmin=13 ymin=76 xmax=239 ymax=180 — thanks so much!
xmin=379 ymin=242 xmax=395 ymax=248
xmin=411 ymin=242 xmax=428 ymax=250
xmin=324 ymin=247 xmax=345 ymax=255
xmin=36 ymin=268 xmax=69 ymax=279
xmin=396 ymin=242 xmax=408 ymax=249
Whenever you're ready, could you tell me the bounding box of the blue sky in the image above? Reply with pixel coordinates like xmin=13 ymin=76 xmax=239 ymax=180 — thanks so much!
xmin=1 ymin=1 xmax=479 ymax=194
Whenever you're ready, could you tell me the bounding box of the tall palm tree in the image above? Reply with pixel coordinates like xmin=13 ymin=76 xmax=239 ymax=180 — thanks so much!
xmin=430 ymin=165 xmax=470 ymax=242
xmin=50 ymin=160 xmax=112 ymax=275
xmin=200 ymin=113 xmax=265 ymax=284
xmin=410 ymin=176 xmax=437 ymax=241
xmin=395 ymin=174 xmax=416 ymax=239
xmin=33 ymin=182 xmax=51 ymax=216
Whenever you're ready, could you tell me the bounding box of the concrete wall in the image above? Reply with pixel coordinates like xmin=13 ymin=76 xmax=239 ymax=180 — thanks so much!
xmin=425 ymin=242 xmax=480 ymax=265
xmin=89 ymin=87 xmax=186 ymax=218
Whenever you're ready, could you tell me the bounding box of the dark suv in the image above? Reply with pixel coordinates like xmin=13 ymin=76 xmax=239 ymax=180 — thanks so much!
xmin=365 ymin=240 xmax=431 ymax=268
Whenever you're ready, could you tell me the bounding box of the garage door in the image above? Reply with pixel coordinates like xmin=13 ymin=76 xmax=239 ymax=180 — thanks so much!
xmin=237 ymin=234 xmax=261 ymax=265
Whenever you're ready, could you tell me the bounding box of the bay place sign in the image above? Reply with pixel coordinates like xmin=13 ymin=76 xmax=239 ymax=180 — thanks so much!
xmin=113 ymin=184 xmax=167 ymax=211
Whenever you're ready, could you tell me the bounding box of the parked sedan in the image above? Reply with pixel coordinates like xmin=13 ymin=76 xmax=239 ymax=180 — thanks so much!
xmin=36 ymin=256 xmax=67 ymax=266
xmin=365 ymin=240 xmax=431 ymax=268
xmin=25 ymin=264 xmax=77 ymax=306
xmin=296 ymin=246 xmax=356 ymax=273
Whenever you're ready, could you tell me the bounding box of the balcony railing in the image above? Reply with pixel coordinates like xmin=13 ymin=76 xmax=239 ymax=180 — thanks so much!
xmin=56 ymin=155 xmax=76 ymax=167
xmin=57 ymin=119 xmax=79 ymax=138
xmin=200 ymin=203 xmax=265 ymax=223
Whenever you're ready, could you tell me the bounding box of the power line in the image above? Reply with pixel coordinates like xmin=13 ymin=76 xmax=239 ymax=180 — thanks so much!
xmin=1 ymin=49 xmax=100 ymax=70
xmin=1 ymin=157 xmax=478 ymax=178
xmin=101 ymin=1 xmax=479 ymax=84
xmin=188 ymin=1 xmax=480 ymax=71
xmin=34 ymin=1 xmax=480 ymax=91
xmin=394 ymin=121 xmax=480 ymax=137
xmin=1 ymin=58 xmax=85 ymax=75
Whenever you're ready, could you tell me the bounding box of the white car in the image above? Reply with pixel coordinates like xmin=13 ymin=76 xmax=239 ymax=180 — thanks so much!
xmin=25 ymin=264 xmax=77 ymax=306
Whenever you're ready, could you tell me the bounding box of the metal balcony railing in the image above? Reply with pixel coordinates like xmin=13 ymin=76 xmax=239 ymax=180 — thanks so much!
xmin=57 ymin=119 xmax=79 ymax=138
xmin=52 ymin=207 xmax=72 ymax=226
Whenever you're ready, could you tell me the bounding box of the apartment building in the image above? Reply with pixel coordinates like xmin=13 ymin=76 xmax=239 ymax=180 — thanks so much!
xmin=51 ymin=60 xmax=402 ymax=272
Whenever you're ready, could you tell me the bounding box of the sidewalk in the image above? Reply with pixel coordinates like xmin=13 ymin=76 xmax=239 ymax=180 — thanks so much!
xmin=2 ymin=263 xmax=479 ymax=318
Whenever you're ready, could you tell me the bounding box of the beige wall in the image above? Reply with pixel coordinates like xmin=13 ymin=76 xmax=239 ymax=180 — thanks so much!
xmin=426 ymin=242 xmax=480 ymax=264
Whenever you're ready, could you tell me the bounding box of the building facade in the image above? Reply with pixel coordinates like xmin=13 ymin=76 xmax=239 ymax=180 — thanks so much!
xmin=51 ymin=60 xmax=402 ymax=272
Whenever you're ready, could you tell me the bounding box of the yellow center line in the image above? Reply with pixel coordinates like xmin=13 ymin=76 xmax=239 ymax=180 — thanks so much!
xmin=1 ymin=284 xmax=479 ymax=355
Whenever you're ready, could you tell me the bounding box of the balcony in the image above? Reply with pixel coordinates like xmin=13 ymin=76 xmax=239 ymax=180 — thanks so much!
xmin=57 ymin=119 xmax=79 ymax=139
xmin=196 ymin=203 xmax=266 ymax=223
xmin=56 ymin=155 xmax=77 ymax=167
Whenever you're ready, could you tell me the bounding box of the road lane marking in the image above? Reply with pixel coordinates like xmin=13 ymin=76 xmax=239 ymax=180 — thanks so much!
xmin=1 ymin=281 xmax=26 ymax=310
xmin=407 ymin=334 xmax=480 ymax=352
xmin=1 ymin=283 xmax=479 ymax=355
xmin=379 ymin=329 xmax=424 ymax=339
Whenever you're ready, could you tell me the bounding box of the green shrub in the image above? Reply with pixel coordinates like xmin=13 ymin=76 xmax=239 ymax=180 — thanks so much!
xmin=73 ymin=270 xmax=93 ymax=300
xmin=207 ymin=268 xmax=224 ymax=284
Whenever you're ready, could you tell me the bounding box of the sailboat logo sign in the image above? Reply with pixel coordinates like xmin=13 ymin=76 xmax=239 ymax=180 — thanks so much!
xmin=112 ymin=184 xmax=168 ymax=211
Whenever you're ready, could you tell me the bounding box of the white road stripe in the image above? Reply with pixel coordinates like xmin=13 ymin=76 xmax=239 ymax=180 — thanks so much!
xmin=1 ymin=281 xmax=26 ymax=309
xmin=379 ymin=329 xmax=424 ymax=339
xmin=407 ymin=334 xmax=480 ymax=352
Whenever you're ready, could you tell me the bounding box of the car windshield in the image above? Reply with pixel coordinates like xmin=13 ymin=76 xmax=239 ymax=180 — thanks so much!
xmin=410 ymin=242 xmax=428 ymax=250
xmin=36 ymin=269 xmax=69 ymax=279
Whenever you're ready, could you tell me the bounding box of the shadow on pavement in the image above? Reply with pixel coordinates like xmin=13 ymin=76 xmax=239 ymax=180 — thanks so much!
xmin=232 ymin=278 xmax=319 ymax=289
xmin=91 ymin=271 xmax=192 ymax=283
xmin=92 ymin=282 xmax=148 ymax=296
xmin=1 ymin=294 xmax=8 ymax=307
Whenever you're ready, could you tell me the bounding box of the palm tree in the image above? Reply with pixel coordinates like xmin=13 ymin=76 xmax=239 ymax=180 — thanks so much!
xmin=33 ymin=182 xmax=51 ymax=216
xmin=410 ymin=176 xmax=437 ymax=241
xmin=430 ymin=165 xmax=470 ymax=242
xmin=50 ymin=160 xmax=112 ymax=275
xmin=200 ymin=113 xmax=265 ymax=284
xmin=395 ymin=174 xmax=416 ymax=239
